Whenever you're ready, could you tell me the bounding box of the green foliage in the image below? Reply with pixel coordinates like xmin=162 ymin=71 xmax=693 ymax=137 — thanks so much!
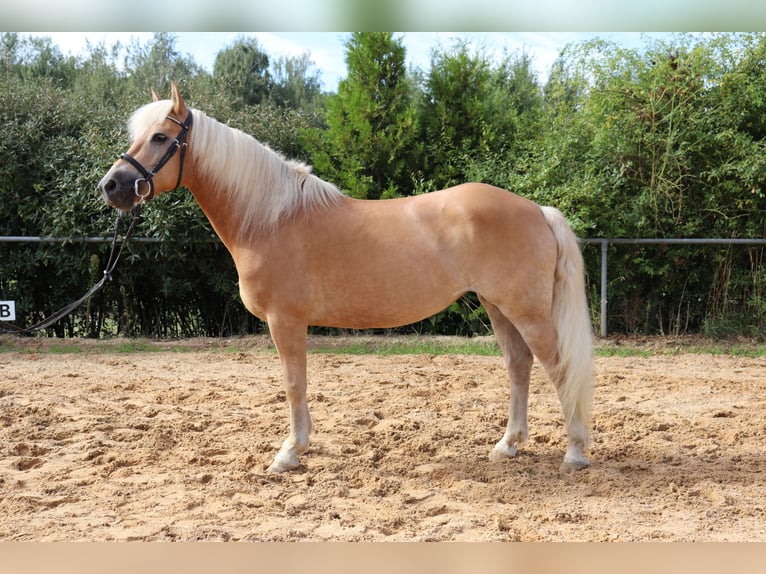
xmin=213 ymin=36 xmax=271 ymax=108
xmin=269 ymin=52 xmax=324 ymax=114
xmin=306 ymin=33 xmax=419 ymax=199
xmin=525 ymin=34 xmax=766 ymax=335
xmin=418 ymin=42 xmax=542 ymax=190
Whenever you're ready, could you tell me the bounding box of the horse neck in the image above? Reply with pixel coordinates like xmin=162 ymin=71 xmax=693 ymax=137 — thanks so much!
xmin=183 ymin=162 xmax=248 ymax=253
xmin=180 ymin=113 xmax=272 ymax=250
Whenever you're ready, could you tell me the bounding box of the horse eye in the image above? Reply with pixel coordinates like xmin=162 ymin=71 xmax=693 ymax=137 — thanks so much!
xmin=151 ymin=133 xmax=168 ymax=143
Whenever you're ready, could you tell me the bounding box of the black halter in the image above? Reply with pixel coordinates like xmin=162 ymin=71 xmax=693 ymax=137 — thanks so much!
xmin=120 ymin=110 xmax=193 ymax=203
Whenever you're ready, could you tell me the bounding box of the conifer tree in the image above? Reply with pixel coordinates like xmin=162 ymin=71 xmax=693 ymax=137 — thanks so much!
xmin=308 ymin=32 xmax=418 ymax=199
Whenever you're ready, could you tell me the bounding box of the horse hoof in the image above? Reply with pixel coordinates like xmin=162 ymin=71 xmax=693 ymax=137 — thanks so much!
xmin=267 ymin=453 xmax=301 ymax=473
xmin=489 ymin=443 xmax=518 ymax=461
xmin=560 ymin=454 xmax=589 ymax=473
xmin=267 ymin=461 xmax=296 ymax=473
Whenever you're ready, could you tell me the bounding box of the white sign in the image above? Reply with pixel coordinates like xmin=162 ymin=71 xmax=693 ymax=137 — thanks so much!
xmin=0 ymin=301 xmax=16 ymax=321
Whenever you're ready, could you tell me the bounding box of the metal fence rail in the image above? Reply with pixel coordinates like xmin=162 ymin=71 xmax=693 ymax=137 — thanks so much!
xmin=0 ymin=236 xmax=162 ymax=243
xmin=3 ymin=235 xmax=765 ymax=337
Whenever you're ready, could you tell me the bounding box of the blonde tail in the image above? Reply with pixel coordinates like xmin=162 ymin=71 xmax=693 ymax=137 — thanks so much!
xmin=540 ymin=206 xmax=594 ymax=440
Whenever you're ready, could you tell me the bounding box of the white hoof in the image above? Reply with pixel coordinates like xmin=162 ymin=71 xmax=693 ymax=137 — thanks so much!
xmin=561 ymin=450 xmax=589 ymax=472
xmin=267 ymin=451 xmax=301 ymax=473
xmin=489 ymin=442 xmax=518 ymax=461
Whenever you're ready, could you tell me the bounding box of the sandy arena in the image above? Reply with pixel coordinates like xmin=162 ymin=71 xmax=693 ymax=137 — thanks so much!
xmin=0 ymin=336 xmax=764 ymax=541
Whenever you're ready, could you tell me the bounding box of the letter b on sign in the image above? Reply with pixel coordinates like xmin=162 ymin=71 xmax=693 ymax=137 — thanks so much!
xmin=0 ymin=301 xmax=15 ymax=321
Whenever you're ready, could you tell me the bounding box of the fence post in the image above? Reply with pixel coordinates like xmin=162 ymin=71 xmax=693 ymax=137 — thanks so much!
xmin=600 ymin=239 xmax=608 ymax=338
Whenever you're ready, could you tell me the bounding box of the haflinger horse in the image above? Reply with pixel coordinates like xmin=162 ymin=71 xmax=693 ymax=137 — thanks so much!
xmin=99 ymin=83 xmax=594 ymax=473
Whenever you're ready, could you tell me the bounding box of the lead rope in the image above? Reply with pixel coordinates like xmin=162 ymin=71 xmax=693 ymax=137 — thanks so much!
xmin=0 ymin=205 xmax=143 ymax=335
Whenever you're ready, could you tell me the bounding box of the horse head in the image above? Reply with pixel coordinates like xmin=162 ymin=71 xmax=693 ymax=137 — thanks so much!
xmin=99 ymin=82 xmax=192 ymax=211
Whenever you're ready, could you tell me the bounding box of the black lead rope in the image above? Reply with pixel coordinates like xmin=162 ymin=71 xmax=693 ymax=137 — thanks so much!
xmin=0 ymin=206 xmax=143 ymax=335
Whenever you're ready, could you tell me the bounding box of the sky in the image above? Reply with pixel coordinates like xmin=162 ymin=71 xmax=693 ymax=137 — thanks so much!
xmin=26 ymin=31 xmax=675 ymax=91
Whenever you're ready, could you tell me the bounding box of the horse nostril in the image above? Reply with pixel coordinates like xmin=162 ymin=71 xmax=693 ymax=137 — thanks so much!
xmin=101 ymin=179 xmax=116 ymax=194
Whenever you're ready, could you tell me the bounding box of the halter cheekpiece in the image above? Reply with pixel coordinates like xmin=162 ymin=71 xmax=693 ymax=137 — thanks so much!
xmin=120 ymin=110 xmax=193 ymax=203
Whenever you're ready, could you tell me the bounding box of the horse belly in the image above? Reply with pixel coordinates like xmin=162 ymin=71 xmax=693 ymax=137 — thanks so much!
xmin=307 ymin=249 xmax=467 ymax=329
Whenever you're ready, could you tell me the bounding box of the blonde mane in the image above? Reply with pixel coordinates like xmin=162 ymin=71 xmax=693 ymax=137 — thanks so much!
xmin=128 ymin=101 xmax=345 ymax=237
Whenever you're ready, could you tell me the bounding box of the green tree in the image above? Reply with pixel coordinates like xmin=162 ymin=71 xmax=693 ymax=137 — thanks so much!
xmin=307 ymin=32 xmax=418 ymax=199
xmin=460 ymin=50 xmax=544 ymax=190
xmin=269 ymin=52 xmax=323 ymax=113
xmin=71 ymin=40 xmax=128 ymax=108
xmin=213 ymin=36 xmax=271 ymax=108
xmin=125 ymin=33 xmax=203 ymax=97
xmin=0 ymin=32 xmax=21 ymax=73
xmin=417 ymin=41 xmax=542 ymax=190
xmin=0 ymin=33 xmax=77 ymax=86
xmin=0 ymin=34 xmax=251 ymax=338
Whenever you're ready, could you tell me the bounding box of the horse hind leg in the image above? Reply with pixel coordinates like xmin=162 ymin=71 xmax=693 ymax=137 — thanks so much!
xmin=480 ymin=297 xmax=534 ymax=462
xmin=513 ymin=316 xmax=591 ymax=471
xmin=482 ymin=296 xmax=591 ymax=471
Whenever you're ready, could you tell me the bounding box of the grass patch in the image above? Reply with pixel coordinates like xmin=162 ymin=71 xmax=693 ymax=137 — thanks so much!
xmin=594 ymin=347 xmax=654 ymax=358
xmin=681 ymin=344 xmax=766 ymax=358
xmin=0 ymin=336 xmax=225 ymax=355
xmin=1 ymin=334 xmax=764 ymax=357
xmin=594 ymin=337 xmax=766 ymax=358
xmin=111 ymin=340 xmax=161 ymax=353
xmin=309 ymin=336 xmax=501 ymax=356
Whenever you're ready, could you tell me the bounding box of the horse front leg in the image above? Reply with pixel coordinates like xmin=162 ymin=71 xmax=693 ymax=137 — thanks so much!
xmin=266 ymin=318 xmax=312 ymax=473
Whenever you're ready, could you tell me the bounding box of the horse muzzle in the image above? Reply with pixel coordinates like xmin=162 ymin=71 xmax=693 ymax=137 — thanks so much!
xmin=98 ymin=167 xmax=150 ymax=212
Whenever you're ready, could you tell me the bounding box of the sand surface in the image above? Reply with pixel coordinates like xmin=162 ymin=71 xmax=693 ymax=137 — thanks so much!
xmin=1 ymin=336 xmax=764 ymax=541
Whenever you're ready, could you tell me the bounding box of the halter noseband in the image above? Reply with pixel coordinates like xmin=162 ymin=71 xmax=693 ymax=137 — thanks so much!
xmin=120 ymin=110 xmax=193 ymax=203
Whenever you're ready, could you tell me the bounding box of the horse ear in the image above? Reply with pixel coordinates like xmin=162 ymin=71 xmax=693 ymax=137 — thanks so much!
xmin=170 ymin=82 xmax=187 ymax=116
xmin=151 ymin=88 xmax=160 ymax=102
